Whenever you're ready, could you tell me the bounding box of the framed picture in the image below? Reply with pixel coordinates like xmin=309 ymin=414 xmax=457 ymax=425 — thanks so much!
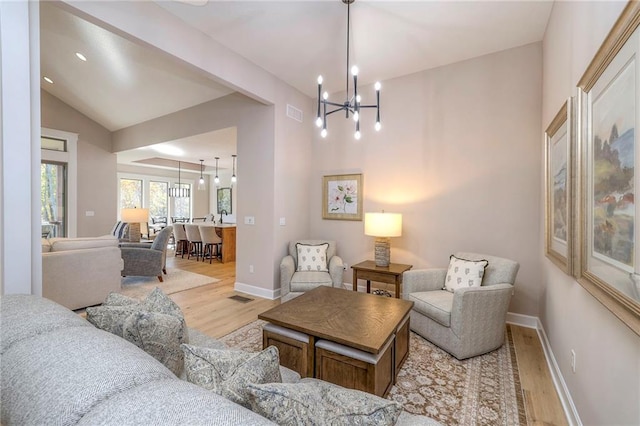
xmin=217 ymin=187 xmax=232 ymax=214
xmin=322 ymin=173 xmax=363 ymax=221
xmin=577 ymin=1 xmax=640 ymax=335
xmin=545 ymin=99 xmax=573 ymax=274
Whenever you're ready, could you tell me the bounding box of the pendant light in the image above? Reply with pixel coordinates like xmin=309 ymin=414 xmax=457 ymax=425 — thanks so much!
xmin=197 ymin=159 xmax=206 ymax=190
xmin=168 ymin=161 xmax=190 ymax=198
xmin=231 ymin=154 xmax=237 ymax=186
xmin=214 ymin=157 xmax=220 ymax=187
xmin=315 ymin=0 xmax=381 ymax=140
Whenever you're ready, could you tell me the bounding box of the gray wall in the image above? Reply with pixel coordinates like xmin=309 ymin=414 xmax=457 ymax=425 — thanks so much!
xmin=310 ymin=42 xmax=543 ymax=316
xmin=41 ymin=90 xmax=117 ymax=237
xmin=542 ymin=2 xmax=640 ymax=424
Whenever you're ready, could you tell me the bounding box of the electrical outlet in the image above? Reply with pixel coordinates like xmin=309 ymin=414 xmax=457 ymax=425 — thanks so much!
xmin=570 ymin=349 xmax=576 ymax=373
xmin=249 ymin=265 xmax=254 ymax=273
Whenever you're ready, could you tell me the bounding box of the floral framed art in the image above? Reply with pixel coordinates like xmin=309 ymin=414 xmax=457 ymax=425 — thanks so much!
xmin=545 ymin=99 xmax=573 ymax=274
xmin=322 ymin=173 xmax=363 ymax=221
xmin=576 ymin=1 xmax=640 ymax=335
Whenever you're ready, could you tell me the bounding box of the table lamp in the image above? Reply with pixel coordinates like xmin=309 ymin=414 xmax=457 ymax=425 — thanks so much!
xmin=365 ymin=212 xmax=402 ymax=267
xmin=121 ymin=208 xmax=149 ymax=242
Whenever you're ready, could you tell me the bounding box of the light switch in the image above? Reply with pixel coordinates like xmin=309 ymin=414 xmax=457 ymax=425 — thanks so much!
xmin=279 ymin=217 xmax=286 ymax=226
xmin=244 ymin=216 xmax=255 ymax=225
xmin=85 ymin=211 xmax=95 ymax=217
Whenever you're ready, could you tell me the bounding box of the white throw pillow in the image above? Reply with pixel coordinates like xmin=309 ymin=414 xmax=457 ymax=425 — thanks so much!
xmin=296 ymin=243 xmax=329 ymax=272
xmin=443 ymin=255 xmax=488 ymax=292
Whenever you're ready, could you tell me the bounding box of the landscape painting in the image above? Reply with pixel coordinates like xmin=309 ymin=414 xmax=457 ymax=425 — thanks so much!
xmin=551 ymin=124 xmax=569 ymax=243
xmin=592 ymin=61 xmax=635 ymax=269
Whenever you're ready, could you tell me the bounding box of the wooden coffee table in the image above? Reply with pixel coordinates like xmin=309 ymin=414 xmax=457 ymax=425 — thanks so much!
xmin=258 ymin=286 xmax=414 ymax=397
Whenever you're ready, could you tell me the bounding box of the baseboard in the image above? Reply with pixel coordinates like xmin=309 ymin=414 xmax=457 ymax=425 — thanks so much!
xmin=506 ymin=312 xmax=538 ymax=328
xmin=535 ymin=320 xmax=582 ymax=426
xmin=234 ymin=282 xmax=279 ymax=300
xmin=506 ymin=312 xmax=580 ymax=425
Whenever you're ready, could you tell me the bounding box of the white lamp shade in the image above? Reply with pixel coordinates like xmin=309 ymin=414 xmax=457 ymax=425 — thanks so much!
xmin=364 ymin=212 xmax=402 ymax=237
xmin=121 ymin=208 xmax=149 ymax=223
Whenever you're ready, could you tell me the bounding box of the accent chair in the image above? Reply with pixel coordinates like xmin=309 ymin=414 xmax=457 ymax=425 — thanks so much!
xmin=402 ymin=252 xmax=519 ymax=360
xmin=121 ymin=226 xmax=173 ymax=282
xmin=280 ymin=239 xmax=344 ymax=302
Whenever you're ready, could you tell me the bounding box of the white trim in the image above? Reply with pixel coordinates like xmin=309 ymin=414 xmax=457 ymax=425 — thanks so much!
xmin=535 ymin=319 xmax=582 ymax=426
xmin=41 ymin=127 xmax=78 ymax=238
xmin=506 ymin=312 xmax=538 ymax=328
xmin=234 ymin=281 xmax=279 ymax=300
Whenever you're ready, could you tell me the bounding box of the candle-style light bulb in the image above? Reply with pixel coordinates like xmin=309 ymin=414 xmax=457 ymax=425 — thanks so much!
xmin=353 ymin=111 xmax=359 ymax=122
xmin=374 ymin=81 xmax=381 ymax=91
xmin=321 ymin=129 xmax=328 ymax=138
xmin=351 ymin=65 xmax=359 ymax=76
xmin=315 ymin=117 xmax=323 ymax=127
xmin=355 ymin=130 xmax=361 ymax=140
xmin=317 ymin=75 xmax=323 ymax=85
xmin=323 ymin=91 xmax=329 ymax=100
xmin=375 ymin=121 xmax=382 ymax=131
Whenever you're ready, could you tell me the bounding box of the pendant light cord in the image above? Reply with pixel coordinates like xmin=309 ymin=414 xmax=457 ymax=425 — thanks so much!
xmin=346 ymin=1 xmax=350 ymax=98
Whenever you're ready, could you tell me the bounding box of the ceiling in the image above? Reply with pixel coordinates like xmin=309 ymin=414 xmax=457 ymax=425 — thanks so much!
xmin=39 ymin=0 xmax=553 ymax=171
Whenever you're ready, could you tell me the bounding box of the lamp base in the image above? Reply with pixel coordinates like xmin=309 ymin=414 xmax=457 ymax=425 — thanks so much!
xmin=127 ymin=222 xmax=141 ymax=243
xmin=374 ymin=237 xmax=390 ymax=267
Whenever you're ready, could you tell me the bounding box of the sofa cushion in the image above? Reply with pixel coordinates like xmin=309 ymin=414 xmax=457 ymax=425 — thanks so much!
xmin=0 ymin=294 xmax=92 ymax=355
xmin=247 ymin=378 xmax=402 ymax=426
xmin=182 ymin=344 xmax=282 ymax=408
xmin=290 ymin=271 xmax=333 ymax=293
xmin=104 ymin=292 xmax=139 ymax=306
xmin=77 ymin=379 xmax=276 ymax=426
xmin=1 ymin=326 xmax=175 ymax=426
xmin=443 ymin=255 xmax=488 ymax=293
xmin=49 ymin=236 xmax=118 ymax=252
xmin=296 ymin=243 xmax=329 ymax=272
xmin=124 ymin=311 xmax=186 ymax=376
xmin=409 ymin=290 xmax=454 ymax=327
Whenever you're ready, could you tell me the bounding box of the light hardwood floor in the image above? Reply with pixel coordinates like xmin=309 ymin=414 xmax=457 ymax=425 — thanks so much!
xmin=166 ymin=253 xmax=568 ymax=426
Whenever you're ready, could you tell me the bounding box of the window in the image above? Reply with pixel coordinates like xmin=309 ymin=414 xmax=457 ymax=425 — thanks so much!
xmin=41 ymin=136 xmax=66 ymax=152
xmin=41 ymin=162 xmax=66 ymax=237
xmin=173 ymin=183 xmax=191 ymax=219
xmin=149 ymin=181 xmax=168 ymax=218
xmin=120 ymin=178 xmax=142 ymax=210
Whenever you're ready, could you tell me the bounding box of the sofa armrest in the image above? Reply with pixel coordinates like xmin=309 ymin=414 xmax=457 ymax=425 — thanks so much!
xmin=280 ymin=255 xmax=295 ymax=297
xmin=402 ymin=269 xmax=447 ymax=299
xmin=450 ymin=283 xmax=513 ymax=339
xmin=329 ymin=255 xmax=344 ymax=288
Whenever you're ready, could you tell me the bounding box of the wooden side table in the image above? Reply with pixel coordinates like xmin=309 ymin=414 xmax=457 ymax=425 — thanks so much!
xmin=351 ymin=260 xmax=413 ymax=299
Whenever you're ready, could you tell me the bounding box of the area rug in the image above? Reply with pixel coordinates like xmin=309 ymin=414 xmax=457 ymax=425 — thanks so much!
xmin=220 ymin=321 xmax=526 ymax=426
xmin=120 ymin=268 xmax=220 ymax=299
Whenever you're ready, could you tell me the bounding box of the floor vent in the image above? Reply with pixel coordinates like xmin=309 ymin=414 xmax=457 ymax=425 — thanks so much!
xmin=228 ymin=295 xmax=253 ymax=303
xmin=286 ymin=104 xmax=303 ymax=122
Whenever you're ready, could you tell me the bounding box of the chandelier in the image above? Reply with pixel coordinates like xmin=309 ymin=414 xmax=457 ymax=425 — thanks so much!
xmin=168 ymin=161 xmax=190 ymax=198
xmin=315 ymin=0 xmax=381 ymax=140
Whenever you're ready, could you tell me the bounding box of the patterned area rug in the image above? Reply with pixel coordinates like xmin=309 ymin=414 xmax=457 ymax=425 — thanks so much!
xmin=120 ymin=268 xmax=219 ymax=299
xmin=221 ymin=321 xmax=526 ymax=426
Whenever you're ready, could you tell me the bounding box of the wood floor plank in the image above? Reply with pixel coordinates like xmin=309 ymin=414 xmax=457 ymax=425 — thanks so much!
xmin=166 ymin=250 xmax=568 ymax=424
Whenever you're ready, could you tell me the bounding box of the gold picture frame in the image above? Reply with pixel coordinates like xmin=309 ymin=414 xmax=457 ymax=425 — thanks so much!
xmin=576 ymin=1 xmax=640 ymax=335
xmin=322 ymin=173 xmax=363 ymax=221
xmin=545 ymin=99 xmax=573 ymax=274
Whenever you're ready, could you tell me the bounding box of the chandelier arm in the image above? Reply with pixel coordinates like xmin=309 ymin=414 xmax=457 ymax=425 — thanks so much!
xmin=326 ymin=107 xmax=353 ymax=116
xmin=322 ymin=100 xmax=347 ymax=108
xmin=357 ymin=104 xmax=379 ymax=109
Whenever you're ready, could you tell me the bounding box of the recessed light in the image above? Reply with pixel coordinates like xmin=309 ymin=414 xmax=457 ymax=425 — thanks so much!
xmin=43 ymin=76 xmax=54 ymax=84
xmin=75 ymin=52 xmax=87 ymax=61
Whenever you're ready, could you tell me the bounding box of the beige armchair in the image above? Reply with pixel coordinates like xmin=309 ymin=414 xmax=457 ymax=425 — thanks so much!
xmin=402 ymin=252 xmax=519 ymax=360
xmin=280 ymin=240 xmax=344 ymax=302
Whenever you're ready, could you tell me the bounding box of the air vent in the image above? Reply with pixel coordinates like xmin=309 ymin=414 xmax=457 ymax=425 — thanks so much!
xmin=286 ymin=104 xmax=303 ymax=123
xmin=228 ymin=295 xmax=253 ymax=303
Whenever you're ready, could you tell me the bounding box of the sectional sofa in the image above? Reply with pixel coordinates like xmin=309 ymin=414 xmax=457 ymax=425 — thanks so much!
xmin=1 ymin=294 xmax=442 ymax=425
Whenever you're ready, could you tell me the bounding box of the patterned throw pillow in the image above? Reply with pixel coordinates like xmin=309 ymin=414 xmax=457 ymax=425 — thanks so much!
xmin=443 ymin=255 xmax=489 ymax=292
xmin=86 ymin=288 xmax=189 ymax=375
xmin=246 ymin=378 xmax=402 ymax=426
xmin=111 ymin=221 xmax=129 ymax=239
xmin=296 ymin=243 xmax=329 ymax=272
xmin=124 ymin=311 xmax=186 ymax=376
xmin=182 ymin=345 xmax=282 ymax=408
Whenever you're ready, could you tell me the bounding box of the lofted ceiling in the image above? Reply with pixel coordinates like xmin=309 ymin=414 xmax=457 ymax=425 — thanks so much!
xmin=39 ymin=0 xmax=553 ymax=171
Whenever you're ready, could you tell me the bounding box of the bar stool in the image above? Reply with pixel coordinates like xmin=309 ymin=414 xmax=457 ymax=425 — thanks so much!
xmin=172 ymin=223 xmax=188 ymax=258
xmin=199 ymin=226 xmax=222 ymax=264
xmin=184 ymin=224 xmax=203 ymax=261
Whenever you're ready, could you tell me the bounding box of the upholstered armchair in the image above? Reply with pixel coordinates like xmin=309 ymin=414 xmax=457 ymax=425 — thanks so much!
xmin=121 ymin=226 xmax=173 ymax=282
xmin=280 ymin=240 xmax=344 ymax=302
xmin=402 ymin=252 xmax=519 ymax=360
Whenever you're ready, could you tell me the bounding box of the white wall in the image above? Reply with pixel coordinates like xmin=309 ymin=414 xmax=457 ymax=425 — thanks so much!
xmin=542 ymin=2 xmax=640 ymax=424
xmin=311 ymin=43 xmax=543 ymax=316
